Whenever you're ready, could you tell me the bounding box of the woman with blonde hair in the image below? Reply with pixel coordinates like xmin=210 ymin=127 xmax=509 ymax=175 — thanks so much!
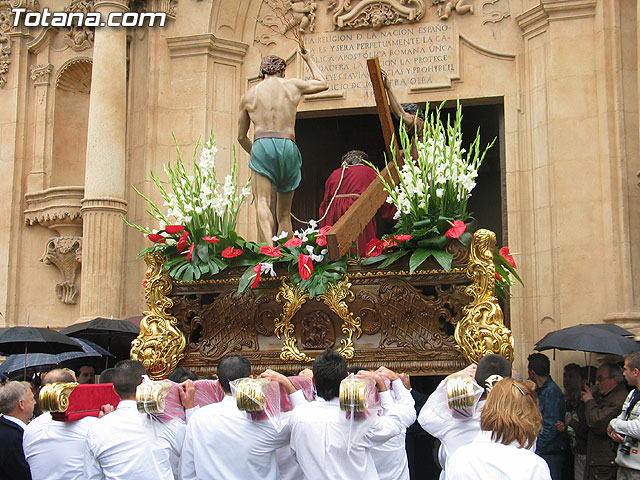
xmin=444 ymin=377 xmax=552 ymax=480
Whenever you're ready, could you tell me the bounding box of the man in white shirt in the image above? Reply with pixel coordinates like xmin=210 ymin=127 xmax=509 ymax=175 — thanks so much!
xmin=418 ymin=353 xmax=512 ymax=478
xmin=84 ymin=360 xmax=177 ymax=480
xmin=289 ymin=348 xmax=417 ymax=480
xmin=180 ymin=354 xmax=305 ymax=480
xmin=23 ymin=369 xmax=98 ymax=480
xmin=0 ymin=380 xmax=36 ymax=480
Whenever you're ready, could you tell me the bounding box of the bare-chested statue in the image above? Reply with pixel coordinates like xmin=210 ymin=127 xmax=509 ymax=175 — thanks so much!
xmin=238 ymin=51 xmax=328 ymax=244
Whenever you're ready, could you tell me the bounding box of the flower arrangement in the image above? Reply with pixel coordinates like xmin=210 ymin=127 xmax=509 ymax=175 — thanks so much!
xmin=124 ymin=133 xmax=346 ymax=297
xmin=363 ymin=100 xmax=522 ymax=297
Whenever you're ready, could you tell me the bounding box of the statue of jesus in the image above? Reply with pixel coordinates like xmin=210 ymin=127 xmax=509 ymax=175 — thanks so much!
xmin=237 ymin=50 xmax=328 ymax=244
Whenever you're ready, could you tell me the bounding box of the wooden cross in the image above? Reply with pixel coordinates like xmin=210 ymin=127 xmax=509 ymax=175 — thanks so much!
xmin=325 ymin=57 xmax=404 ymax=259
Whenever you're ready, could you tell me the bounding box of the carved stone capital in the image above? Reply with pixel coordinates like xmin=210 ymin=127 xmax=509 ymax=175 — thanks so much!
xmin=41 ymin=236 xmax=82 ymax=305
xmin=30 ymin=62 xmax=51 ymax=86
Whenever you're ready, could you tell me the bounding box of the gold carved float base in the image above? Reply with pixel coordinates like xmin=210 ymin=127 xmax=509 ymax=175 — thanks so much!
xmin=132 ymin=229 xmax=514 ymax=378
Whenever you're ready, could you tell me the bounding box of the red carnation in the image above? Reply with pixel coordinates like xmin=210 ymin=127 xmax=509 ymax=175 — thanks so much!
xmin=445 ymin=221 xmax=466 ymax=239
xmin=393 ymin=234 xmax=412 ymax=242
xmin=251 ymin=264 xmax=261 ymax=288
xmin=499 ymin=247 xmax=517 ymax=269
xmin=298 ymin=254 xmax=313 ymax=280
xmin=165 ymin=225 xmax=185 ymax=234
xmin=202 ymin=236 xmax=220 ymax=244
xmin=176 ymin=231 xmax=190 ymax=252
xmin=365 ymin=238 xmax=384 ymax=258
xmin=495 ymin=272 xmax=503 ymax=281
xmin=186 ymin=243 xmax=195 ymax=262
xmin=260 ymin=246 xmax=282 ymax=258
xmin=284 ymin=237 xmax=303 ymax=248
xmin=221 ymin=246 xmax=243 ymax=259
xmin=148 ymin=233 xmax=165 ymax=243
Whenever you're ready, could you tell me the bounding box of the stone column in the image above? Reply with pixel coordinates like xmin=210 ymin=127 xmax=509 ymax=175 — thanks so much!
xmin=79 ymin=0 xmax=129 ymax=319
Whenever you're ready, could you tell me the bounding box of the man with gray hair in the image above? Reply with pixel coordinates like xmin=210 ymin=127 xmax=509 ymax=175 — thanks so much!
xmin=581 ymin=363 xmax=627 ymax=479
xmin=23 ymin=368 xmax=98 ymax=480
xmin=0 ymin=380 xmax=36 ymax=479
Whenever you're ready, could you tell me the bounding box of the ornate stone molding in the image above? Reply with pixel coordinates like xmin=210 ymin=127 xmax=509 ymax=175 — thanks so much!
xmin=24 ymin=186 xmax=84 ymax=232
xmin=166 ymin=33 xmax=248 ymax=62
xmin=328 ymin=0 xmax=425 ymax=30
xmin=64 ymin=0 xmax=95 ymax=51
xmin=55 ymin=57 xmax=92 ymax=93
xmin=30 ymin=62 xmax=51 ymax=86
xmin=131 ymin=252 xmax=186 ymax=379
xmin=0 ymin=1 xmax=13 ymax=88
xmin=430 ymin=0 xmax=474 ymax=21
xmin=516 ymin=0 xmax=596 ymax=36
xmin=481 ymin=0 xmax=509 ymax=25
xmin=41 ymin=236 xmax=82 ymax=305
xmin=145 ymin=0 xmax=177 ymax=20
xmin=455 ymin=229 xmax=514 ymax=363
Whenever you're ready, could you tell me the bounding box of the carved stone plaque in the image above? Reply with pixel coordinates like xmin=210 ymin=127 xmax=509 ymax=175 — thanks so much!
xmin=303 ymin=21 xmax=459 ymax=93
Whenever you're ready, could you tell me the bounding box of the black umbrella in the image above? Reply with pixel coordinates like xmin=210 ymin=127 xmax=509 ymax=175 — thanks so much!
xmin=60 ymin=317 xmax=139 ymax=364
xmin=0 ymin=327 xmax=84 ymax=355
xmin=0 ymin=338 xmax=114 ymax=378
xmin=535 ymin=324 xmax=639 ymax=356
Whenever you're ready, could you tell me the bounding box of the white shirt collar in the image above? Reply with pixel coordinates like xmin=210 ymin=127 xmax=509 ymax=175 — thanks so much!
xmin=3 ymin=414 xmax=28 ymax=430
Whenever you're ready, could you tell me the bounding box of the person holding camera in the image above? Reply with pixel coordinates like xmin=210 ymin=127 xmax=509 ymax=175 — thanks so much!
xmin=608 ymin=352 xmax=640 ymax=480
xmin=581 ymin=363 xmax=627 ymax=480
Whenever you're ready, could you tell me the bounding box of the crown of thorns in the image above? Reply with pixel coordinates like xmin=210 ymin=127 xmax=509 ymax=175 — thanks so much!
xmin=259 ymin=56 xmax=287 ymax=78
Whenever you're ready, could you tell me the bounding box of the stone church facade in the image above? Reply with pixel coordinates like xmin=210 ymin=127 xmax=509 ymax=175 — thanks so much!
xmin=0 ymin=0 xmax=638 ymax=371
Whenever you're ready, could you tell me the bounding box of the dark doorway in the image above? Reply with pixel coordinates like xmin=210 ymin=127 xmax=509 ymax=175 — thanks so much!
xmin=294 ymin=102 xmax=506 ymax=247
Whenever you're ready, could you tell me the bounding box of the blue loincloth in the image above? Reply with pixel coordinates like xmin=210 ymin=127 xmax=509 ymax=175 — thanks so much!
xmin=249 ymin=138 xmax=302 ymax=193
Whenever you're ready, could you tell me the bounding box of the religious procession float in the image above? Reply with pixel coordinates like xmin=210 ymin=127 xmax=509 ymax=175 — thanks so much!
xmin=123 ymin=88 xmax=521 ymax=379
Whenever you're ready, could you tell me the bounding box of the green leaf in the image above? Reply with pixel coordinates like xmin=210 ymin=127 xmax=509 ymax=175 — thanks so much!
xmin=428 ymin=250 xmax=453 ymax=271
xmin=417 ymin=234 xmax=448 ymax=250
xmin=207 ymin=259 xmax=219 ymax=275
xmin=457 ymin=232 xmax=472 ymax=250
xmin=183 ymin=265 xmax=194 ymax=283
xmin=172 ymin=263 xmax=189 ymax=279
xmin=378 ymin=250 xmax=409 ymax=268
xmin=236 ymin=265 xmax=256 ymax=296
xmin=165 ymin=257 xmax=185 ymax=267
xmin=409 ymin=248 xmax=430 ymax=273
xmin=360 ymin=253 xmax=392 ymax=265
xmin=199 ymin=263 xmax=209 ymax=274
xmin=193 ymin=264 xmax=202 ymax=280
xmin=196 ymin=244 xmax=209 ymax=263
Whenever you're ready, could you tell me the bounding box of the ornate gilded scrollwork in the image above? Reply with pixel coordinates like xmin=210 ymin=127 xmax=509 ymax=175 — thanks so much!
xmin=318 ymin=277 xmax=362 ymax=359
xmin=39 ymin=382 xmax=78 ymax=412
xmin=274 ymin=277 xmax=363 ymax=361
xmin=131 ymin=252 xmax=186 ymax=379
xmin=454 ymin=229 xmax=514 ymax=363
xmin=274 ymin=279 xmax=313 ymax=362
